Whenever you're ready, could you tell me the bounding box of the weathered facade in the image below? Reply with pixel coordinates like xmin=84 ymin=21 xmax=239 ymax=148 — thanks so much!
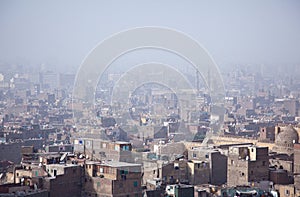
xmin=74 ymin=138 xmax=133 ymax=163
xmin=43 ymin=164 xmax=82 ymax=197
xmin=84 ymin=161 xmax=142 ymax=197
xmin=274 ymin=184 xmax=295 ymax=197
xmin=187 ymin=160 xmax=210 ymax=185
xmin=227 ymin=145 xmax=269 ymax=186
xmin=294 ymin=143 xmax=300 ymax=196
xmin=188 ymin=147 xmax=227 ymax=185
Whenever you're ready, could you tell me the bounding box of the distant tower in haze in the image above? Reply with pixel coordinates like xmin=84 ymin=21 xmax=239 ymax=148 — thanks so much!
xmin=207 ymin=69 xmax=211 ymax=92
xmin=196 ymin=70 xmax=200 ymax=96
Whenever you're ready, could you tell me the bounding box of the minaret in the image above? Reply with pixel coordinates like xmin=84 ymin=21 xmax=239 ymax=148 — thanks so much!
xmin=207 ymin=69 xmax=211 ymax=92
xmin=196 ymin=69 xmax=200 ymax=96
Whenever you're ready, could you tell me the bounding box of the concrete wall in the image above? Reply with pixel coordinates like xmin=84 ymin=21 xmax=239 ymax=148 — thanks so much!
xmin=227 ymin=156 xmax=249 ymax=186
xmin=84 ymin=166 xmax=142 ymax=197
xmin=269 ymin=170 xmax=290 ymax=184
xmin=0 ymin=139 xmax=44 ymax=164
xmin=188 ymin=148 xmax=227 ymax=185
xmin=45 ymin=144 xmax=73 ymax=153
xmin=74 ymin=139 xmax=133 ymax=163
xmin=0 ymin=142 xmax=22 ymax=163
xmin=274 ymin=184 xmax=295 ymax=197
xmin=187 ymin=161 xmax=210 ymax=185
xmin=295 ymin=175 xmax=300 ymax=197
xmin=294 ymin=144 xmax=300 ymax=195
xmin=142 ymin=161 xmax=160 ymax=185
xmin=161 ymin=160 xmax=188 ymax=184
xmin=227 ymin=146 xmax=268 ymax=186
xmin=84 ymin=177 xmax=113 ymax=196
xmin=248 ymin=148 xmax=269 ymax=182
xmin=43 ymin=165 xmax=82 ymax=197
xmin=210 ymin=152 xmax=227 ymax=185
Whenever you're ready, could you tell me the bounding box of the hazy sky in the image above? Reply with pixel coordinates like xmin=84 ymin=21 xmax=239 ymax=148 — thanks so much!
xmin=1 ymin=0 xmax=300 ymax=71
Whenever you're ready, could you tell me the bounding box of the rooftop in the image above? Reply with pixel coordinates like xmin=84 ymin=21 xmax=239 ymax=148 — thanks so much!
xmin=46 ymin=163 xmax=79 ymax=168
xmin=99 ymin=161 xmax=141 ymax=168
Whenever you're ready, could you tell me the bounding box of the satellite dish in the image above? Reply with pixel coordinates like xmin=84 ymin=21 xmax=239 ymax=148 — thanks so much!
xmin=60 ymin=153 xmax=68 ymax=162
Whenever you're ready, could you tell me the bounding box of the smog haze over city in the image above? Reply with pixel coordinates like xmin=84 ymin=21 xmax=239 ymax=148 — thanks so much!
xmin=1 ymin=1 xmax=300 ymax=197
xmin=1 ymin=1 xmax=300 ymax=72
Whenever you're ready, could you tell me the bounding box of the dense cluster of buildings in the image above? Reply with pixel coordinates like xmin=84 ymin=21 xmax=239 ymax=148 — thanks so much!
xmin=0 ymin=65 xmax=300 ymax=197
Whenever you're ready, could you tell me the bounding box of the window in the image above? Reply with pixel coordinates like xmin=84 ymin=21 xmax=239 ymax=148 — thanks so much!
xmin=97 ymin=182 xmax=100 ymax=188
xmin=100 ymin=168 xmax=103 ymax=173
xmin=241 ymin=172 xmax=245 ymax=176
xmin=122 ymin=145 xmax=130 ymax=151
xmin=133 ymin=181 xmax=138 ymax=187
xmin=122 ymin=169 xmax=128 ymax=175
xmin=285 ymin=189 xmax=290 ymax=196
xmin=205 ymin=154 xmax=209 ymax=158
xmin=279 ymin=165 xmax=283 ymax=169
xmin=120 ymin=169 xmax=128 ymax=175
xmin=193 ymin=153 xmax=197 ymax=158
xmin=99 ymin=151 xmax=106 ymax=157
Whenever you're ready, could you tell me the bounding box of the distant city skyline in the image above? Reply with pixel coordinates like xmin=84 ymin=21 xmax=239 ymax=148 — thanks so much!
xmin=1 ymin=2 xmax=300 ymax=194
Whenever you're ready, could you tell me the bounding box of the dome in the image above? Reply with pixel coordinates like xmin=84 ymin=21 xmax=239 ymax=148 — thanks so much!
xmin=275 ymin=125 xmax=299 ymax=146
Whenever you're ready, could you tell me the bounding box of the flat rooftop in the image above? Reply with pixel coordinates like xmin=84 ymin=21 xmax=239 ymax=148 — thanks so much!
xmin=46 ymin=163 xmax=79 ymax=168
xmin=99 ymin=161 xmax=141 ymax=168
